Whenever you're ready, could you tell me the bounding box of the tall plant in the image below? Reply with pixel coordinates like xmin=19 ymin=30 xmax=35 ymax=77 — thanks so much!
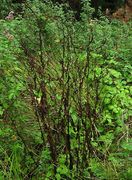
xmin=0 ymin=0 xmax=131 ymax=179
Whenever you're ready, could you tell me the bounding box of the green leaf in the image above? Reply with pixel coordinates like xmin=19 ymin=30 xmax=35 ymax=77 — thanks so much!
xmin=55 ymin=174 xmax=61 ymax=180
xmin=109 ymin=69 xmax=121 ymax=78
xmin=0 ymin=106 xmax=4 ymax=115
xmin=121 ymin=142 xmax=132 ymax=151
xmin=57 ymin=165 xmax=69 ymax=175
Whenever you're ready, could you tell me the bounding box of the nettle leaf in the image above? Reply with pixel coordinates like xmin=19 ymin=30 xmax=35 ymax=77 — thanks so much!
xmin=104 ymin=98 xmax=111 ymax=104
xmin=89 ymin=158 xmax=106 ymax=178
xmin=99 ymin=132 xmax=114 ymax=145
xmin=46 ymin=170 xmax=53 ymax=178
xmin=57 ymin=164 xmax=69 ymax=175
xmin=91 ymin=52 xmax=102 ymax=59
xmin=91 ymin=141 xmax=98 ymax=147
xmin=108 ymin=59 xmax=118 ymax=65
xmin=95 ymin=67 xmax=102 ymax=76
xmin=108 ymin=156 xmax=120 ymax=165
xmin=70 ymin=107 xmax=78 ymax=122
xmin=0 ymin=129 xmax=4 ymax=136
xmin=56 ymin=94 xmax=61 ymax=100
xmin=103 ymin=76 xmax=113 ymax=84
xmin=71 ymin=138 xmax=78 ymax=149
xmin=55 ymin=173 xmax=61 ymax=180
xmin=41 ymin=148 xmax=51 ymax=161
xmin=0 ymin=106 xmax=4 ymax=116
xmin=8 ymin=82 xmax=24 ymax=100
xmin=109 ymin=69 xmax=121 ymax=78
xmin=121 ymin=141 xmax=132 ymax=151
xmin=58 ymin=154 xmax=66 ymax=164
xmin=79 ymin=52 xmax=86 ymax=61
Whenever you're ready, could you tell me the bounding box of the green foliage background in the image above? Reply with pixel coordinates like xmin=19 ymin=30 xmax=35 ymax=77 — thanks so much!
xmin=0 ymin=0 xmax=132 ymax=179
